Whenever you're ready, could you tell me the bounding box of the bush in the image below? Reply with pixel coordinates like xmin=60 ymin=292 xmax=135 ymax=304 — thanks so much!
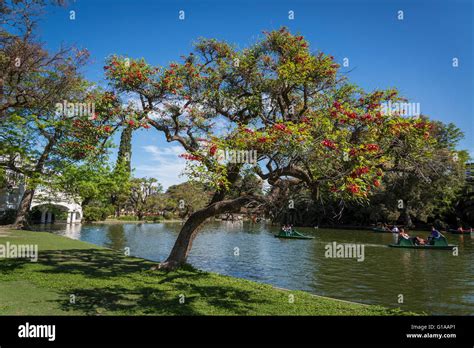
xmin=144 ymin=215 xmax=164 ymax=222
xmin=83 ymin=206 xmax=112 ymax=222
xmin=162 ymin=212 xmax=175 ymax=220
xmin=0 ymin=209 xmax=17 ymax=225
xmin=117 ymin=215 xmax=138 ymax=221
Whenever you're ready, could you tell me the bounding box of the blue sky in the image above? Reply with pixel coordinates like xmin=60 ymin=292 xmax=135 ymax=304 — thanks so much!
xmin=39 ymin=0 xmax=473 ymax=189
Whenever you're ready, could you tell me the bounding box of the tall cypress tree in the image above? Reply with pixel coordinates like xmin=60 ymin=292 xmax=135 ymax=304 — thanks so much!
xmin=111 ymin=125 xmax=133 ymax=216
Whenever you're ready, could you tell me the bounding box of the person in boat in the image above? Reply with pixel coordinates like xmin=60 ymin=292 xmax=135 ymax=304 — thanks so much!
xmin=398 ymin=229 xmax=410 ymax=243
xmin=289 ymin=224 xmax=295 ymax=236
xmin=391 ymin=225 xmax=399 ymax=233
xmin=427 ymin=226 xmax=443 ymax=244
xmin=413 ymin=236 xmax=426 ymax=246
xmin=457 ymin=225 xmax=464 ymax=233
xmin=282 ymin=225 xmax=292 ymax=236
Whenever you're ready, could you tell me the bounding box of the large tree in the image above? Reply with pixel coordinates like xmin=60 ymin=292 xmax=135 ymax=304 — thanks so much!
xmin=105 ymin=28 xmax=436 ymax=269
xmin=127 ymin=177 xmax=163 ymax=220
xmin=0 ymin=87 xmax=128 ymax=228
xmin=0 ymin=0 xmax=76 ymax=120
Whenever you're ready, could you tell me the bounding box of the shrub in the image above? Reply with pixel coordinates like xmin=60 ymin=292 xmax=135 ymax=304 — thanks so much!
xmin=162 ymin=211 xmax=175 ymax=220
xmin=144 ymin=215 xmax=164 ymax=222
xmin=117 ymin=215 xmax=138 ymax=221
xmin=0 ymin=209 xmax=17 ymax=225
xmin=83 ymin=206 xmax=112 ymax=222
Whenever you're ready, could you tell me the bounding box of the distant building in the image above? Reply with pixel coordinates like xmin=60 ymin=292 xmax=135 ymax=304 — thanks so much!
xmin=0 ymin=163 xmax=82 ymax=224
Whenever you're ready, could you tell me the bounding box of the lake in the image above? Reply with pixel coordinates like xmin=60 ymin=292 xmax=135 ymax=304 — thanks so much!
xmin=35 ymin=221 xmax=474 ymax=315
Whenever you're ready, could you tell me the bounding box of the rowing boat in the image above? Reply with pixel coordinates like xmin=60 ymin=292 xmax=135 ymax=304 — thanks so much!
xmin=388 ymin=236 xmax=457 ymax=250
xmin=449 ymin=229 xmax=472 ymax=235
xmin=275 ymin=229 xmax=314 ymax=240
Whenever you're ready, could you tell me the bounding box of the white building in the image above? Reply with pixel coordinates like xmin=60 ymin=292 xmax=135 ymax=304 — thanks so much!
xmin=0 ymin=167 xmax=82 ymax=224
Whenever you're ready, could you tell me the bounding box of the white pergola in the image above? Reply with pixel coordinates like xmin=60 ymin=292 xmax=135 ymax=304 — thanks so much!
xmin=30 ymin=188 xmax=82 ymax=224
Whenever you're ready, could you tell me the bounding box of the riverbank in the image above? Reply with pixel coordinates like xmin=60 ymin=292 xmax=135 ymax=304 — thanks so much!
xmin=0 ymin=229 xmax=414 ymax=316
xmin=92 ymin=218 xmax=184 ymax=224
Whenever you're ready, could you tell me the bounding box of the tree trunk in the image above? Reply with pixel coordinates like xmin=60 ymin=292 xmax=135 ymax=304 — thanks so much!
xmin=404 ymin=205 xmax=414 ymax=228
xmin=156 ymin=195 xmax=262 ymax=270
xmin=13 ymin=188 xmax=35 ymax=229
xmin=12 ymin=137 xmax=55 ymax=229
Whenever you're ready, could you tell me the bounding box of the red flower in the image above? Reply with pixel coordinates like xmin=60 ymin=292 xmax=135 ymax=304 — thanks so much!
xmin=128 ymin=120 xmax=135 ymax=126
xmin=179 ymin=153 xmax=201 ymax=161
xmin=209 ymin=144 xmax=217 ymax=155
xmin=347 ymin=184 xmax=360 ymax=194
xmin=366 ymin=144 xmax=379 ymax=152
xmin=257 ymin=137 xmax=267 ymax=143
xmin=301 ymin=116 xmax=309 ymax=123
xmin=352 ymin=167 xmax=370 ymax=178
xmin=274 ymin=124 xmax=286 ymax=131
xmin=373 ymin=179 xmax=380 ymax=187
xmin=103 ymin=125 xmax=112 ymax=133
xmin=244 ymin=128 xmax=254 ymax=134
xmin=347 ymin=112 xmax=357 ymax=119
xmin=322 ymin=139 xmax=336 ymax=149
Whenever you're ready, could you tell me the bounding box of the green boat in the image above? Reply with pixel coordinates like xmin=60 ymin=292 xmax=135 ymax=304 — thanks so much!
xmin=275 ymin=229 xmax=314 ymax=240
xmin=389 ymin=236 xmax=457 ymax=250
xmin=449 ymin=228 xmax=472 ymax=235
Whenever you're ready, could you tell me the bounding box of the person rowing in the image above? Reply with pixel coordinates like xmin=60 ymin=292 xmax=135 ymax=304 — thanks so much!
xmin=282 ymin=225 xmax=292 ymax=236
xmin=391 ymin=225 xmax=399 ymax=233
xmin=457 ymin=225 xmax=473 ymax=233
xmin=427 ymin=226 xmax=444 ymax=244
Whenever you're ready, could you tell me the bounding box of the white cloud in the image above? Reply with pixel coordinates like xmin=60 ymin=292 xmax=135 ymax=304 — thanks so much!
xmin=134 ymin=145 xmax=188 ymax=190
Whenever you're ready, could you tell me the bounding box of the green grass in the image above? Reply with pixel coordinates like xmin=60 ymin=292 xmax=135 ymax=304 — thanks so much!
xmin=0 ymin=229 xmax=414 ymax=316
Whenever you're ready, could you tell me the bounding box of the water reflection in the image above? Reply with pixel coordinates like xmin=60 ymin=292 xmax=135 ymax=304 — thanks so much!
xmin=45 ymin=222 xmax=474 ymax=315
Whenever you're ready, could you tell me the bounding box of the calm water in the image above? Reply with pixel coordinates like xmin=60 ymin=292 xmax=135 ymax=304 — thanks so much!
xmin=38 ymin=222 xmax=474 ymax=315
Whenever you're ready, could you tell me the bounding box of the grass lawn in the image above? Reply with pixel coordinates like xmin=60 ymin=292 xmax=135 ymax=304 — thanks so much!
xmin=0 ymin=229 xmax=413 ymax=316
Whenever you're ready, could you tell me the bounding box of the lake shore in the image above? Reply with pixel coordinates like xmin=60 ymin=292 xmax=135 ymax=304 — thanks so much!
xmin=91 ymin=219 xmax=184 ymax=224
xmin=0 ymin=229 xmax=414 ymax=316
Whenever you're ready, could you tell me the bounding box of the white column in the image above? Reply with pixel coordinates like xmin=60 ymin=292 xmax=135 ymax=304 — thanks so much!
xmin=66 ymin=212 xmax=72 ymax=224
xmin=46 ymin=212 xmax=52 ymax=223
xmin=41 ymin=210 xmax=46 ymax=224
xmin=71 ymin=211 xmax=76 ymax=224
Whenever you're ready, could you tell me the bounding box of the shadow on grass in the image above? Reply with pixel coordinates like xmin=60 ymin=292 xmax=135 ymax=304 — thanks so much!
xmin=57 ymin=285 xmax=203 ymax=315
xmin=57 ymin=281 xmax=269 ymax=315
xmin=4 ymin=248 xmax=272 ymax=315
xmin=0 ymin=258 xmax=30 ymax=273
xmin=38 ymin=248 xmax=153 ymax=278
